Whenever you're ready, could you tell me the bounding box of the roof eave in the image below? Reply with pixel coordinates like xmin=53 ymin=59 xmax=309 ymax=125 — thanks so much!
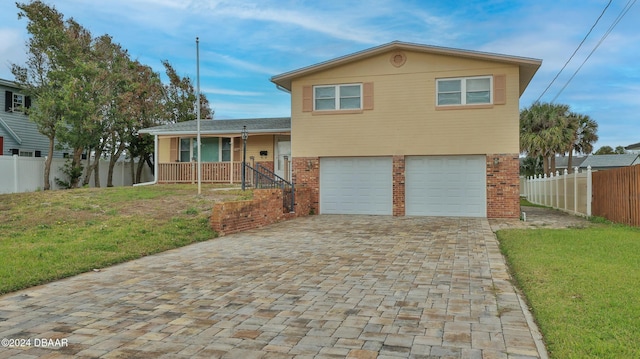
xmin=270 ymin=41 xmax=542 ymax=93
xmin=140 ymin=128 xmax=292 ymax=136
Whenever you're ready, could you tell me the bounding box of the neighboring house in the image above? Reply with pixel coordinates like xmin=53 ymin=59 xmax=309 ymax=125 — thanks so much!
xmin=625 ymin=142 xmax=640 ymax=153
xmin=554 ymin=155 xmax=588 ymax=173
xmin=138 ymin=117 xmax=291 ymax=183
xmin=270 ymin=41 xmax=541 ymax=218
xmin=1 ymin=78 xmax=53 ymax=157
xmin=579 ymin=153 xmax=640 ymax=171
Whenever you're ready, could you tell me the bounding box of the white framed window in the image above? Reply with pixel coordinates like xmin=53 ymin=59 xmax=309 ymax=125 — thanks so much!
xmin=13 ymin=93 xmax=25 ymax=113
xmin=314 ymin=84 xmax=362 ymax=111
xmin=19 ymin=149 xmax=34 ymax=157
xmin=437 ymin=76 xmax=492 ymax=106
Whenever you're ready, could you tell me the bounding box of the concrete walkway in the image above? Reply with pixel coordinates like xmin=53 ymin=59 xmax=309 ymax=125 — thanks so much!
xmin=0 ymin=216 xmax=546 ymax=358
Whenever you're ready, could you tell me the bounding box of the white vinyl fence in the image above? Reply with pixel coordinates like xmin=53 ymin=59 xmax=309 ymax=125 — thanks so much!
xmin=0 ymin=155 xmax=153 ymax=194
xmin=521 ymin=166 xmax=592 ymax=217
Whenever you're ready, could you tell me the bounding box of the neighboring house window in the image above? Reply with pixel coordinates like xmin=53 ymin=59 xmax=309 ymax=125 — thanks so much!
xmin=19 ymin=149 xmax=34 ymax=157
xmin=179 ymin=137 xmax=221 ymax=162
xmin=314 ymin=84 xmax=362 ymax=111
xmin=437 ymin=76 xmax=492 ymax=106
xmin=4 ymin=91 xmax=31 ymax=113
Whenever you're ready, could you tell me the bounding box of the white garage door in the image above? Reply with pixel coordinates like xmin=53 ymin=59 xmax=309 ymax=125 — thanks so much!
xmin=320 ymin=157 xmax=392 ymax=215
xmin=406 ymin=155 xmax=486 ymax=217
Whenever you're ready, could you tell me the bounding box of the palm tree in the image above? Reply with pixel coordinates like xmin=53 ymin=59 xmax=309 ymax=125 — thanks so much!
xmin=520 ymin=102 xmax=572 ymax=176
xmin=566 ymin=113 xmax=598 ymax=173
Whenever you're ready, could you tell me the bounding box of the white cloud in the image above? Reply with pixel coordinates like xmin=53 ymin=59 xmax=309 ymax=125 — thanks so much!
xmin=202 ymin=86 xmax=263 ymax=96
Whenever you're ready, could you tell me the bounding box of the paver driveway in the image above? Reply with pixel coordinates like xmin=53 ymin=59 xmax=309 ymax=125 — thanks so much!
xmin=0 ymin=216 xmax=545 ymax=358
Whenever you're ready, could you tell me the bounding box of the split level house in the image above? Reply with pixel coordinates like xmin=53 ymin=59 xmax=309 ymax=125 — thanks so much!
xmin=271 ymin=41 xmax=541 ymax=218
xmin=0 ymin=78 xmax=65 ymax=158
xmin=141 ymin=41 xmax=542 ymax=218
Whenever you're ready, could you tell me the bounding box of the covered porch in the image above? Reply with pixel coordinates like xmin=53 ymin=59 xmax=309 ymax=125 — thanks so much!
xmin=138 ymin=117 xmax=292 ymax=185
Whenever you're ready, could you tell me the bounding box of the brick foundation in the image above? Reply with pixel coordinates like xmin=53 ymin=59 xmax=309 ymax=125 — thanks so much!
xmin=292 ymin=157 xmax=320 ymax=214
xmin=210 ymin=187 xmax=312 ymax=236
xmin=392 ymin=156 xmax=405 ymax=216
xmin=486 ymin=154 xmax=520 ymax=218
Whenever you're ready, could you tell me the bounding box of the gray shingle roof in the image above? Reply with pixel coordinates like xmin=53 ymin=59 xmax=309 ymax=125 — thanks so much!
xmin=626 ymin=142 xmax=640 ymax=150
xmin=138 ymin=117 xmax=291 ymax=136
xmin=580 ymin=154 xmax=640 ymax=168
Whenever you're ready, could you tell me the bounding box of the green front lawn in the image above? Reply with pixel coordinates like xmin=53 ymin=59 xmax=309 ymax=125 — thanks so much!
xmin=0 ymin=185 xmax=248 ymax=294
xmin=498 ymin=225 xmax=640 ymax=358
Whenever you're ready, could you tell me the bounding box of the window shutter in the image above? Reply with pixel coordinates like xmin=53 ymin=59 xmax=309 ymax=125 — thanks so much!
xmin=493 ymin=74 xmax=506 ymax=105
xmin=302 ymin=85 xmax=312 ymax=112
xmin=25 ymin=96 xmax=31 ymax=109
xmin=363 ymin=82 xmax=374 ymax=110
xmin=170 ymin=138 xmax=178 ymax=162
xmin=5 ymin=91 xmax=12 ymax=112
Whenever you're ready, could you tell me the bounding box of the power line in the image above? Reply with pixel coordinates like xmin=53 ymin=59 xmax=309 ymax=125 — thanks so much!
xmin=552 ymin=0 xmax=637 ymax=102
xmin=536 ymin=0 xmax=612 ymax=103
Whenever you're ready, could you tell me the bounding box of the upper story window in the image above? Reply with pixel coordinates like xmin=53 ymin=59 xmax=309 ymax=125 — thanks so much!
xmin=4 ymin=90 xmax=31 ymax=113
xmin=314 ymin=84 xmax=362 ymax=111
xmin=437 ymin=76 xmax=492 ymax=106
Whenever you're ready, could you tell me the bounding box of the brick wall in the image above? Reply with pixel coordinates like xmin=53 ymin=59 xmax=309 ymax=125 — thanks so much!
xmin=392 ymin=156 xmax=405 ymax=216
xmin=210 ymin=187 xmax=312 ymax=236
xmin=292 ymin=157 xmax=320 ymax=214
xmin=486 ymin=154 xmax=520 ymax=218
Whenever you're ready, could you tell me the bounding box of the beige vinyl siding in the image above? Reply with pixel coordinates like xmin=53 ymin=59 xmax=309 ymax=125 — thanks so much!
xmin=291 ymin=51 xmax=520 ymax=157
xmin=158 ymin=137 xmax=172 ymax=162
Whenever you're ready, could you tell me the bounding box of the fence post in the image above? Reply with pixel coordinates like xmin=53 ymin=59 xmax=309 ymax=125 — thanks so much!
xmin=574 ymin=167 xmax=578 ymax=213
xmin=586 ymin=165 xmax=592 ymax=216
xmin=534 ymin=174 xmax=539 ymax=204
xmin=13 ymin=154 xmax=19 ymax=193
xmin=553 ymin=171 xmax=560 ymax=208
xmin=542 ymin=173 xmax=547 ymax=206
xmin=563 ymin=169 xmax=568 ymax=211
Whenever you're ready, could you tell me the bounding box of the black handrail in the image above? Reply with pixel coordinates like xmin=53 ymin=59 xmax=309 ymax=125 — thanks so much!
xmin=243 ymin=163 xmax=295 ymax=212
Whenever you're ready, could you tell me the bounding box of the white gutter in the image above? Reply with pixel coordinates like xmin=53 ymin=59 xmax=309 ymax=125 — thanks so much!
xmin=138 ymin=128 xmax=292 ymax=136
xmin=133 ymin=134 xmax=158 ymax=187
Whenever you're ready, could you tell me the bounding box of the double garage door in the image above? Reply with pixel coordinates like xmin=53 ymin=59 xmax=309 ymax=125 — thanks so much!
xmin=319 ymin=156 xmax=486 ymax=217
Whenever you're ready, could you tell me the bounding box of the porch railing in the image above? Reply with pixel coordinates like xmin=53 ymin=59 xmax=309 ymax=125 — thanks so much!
xmin=244 ymin=163 xmax=295 ymax=213
xmin=158 ymin=162 xmax=242 ymax=183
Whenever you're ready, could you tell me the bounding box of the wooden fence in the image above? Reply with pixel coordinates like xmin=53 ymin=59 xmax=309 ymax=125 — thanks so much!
xmin=592 ymin=165 xmax=640 ymax=226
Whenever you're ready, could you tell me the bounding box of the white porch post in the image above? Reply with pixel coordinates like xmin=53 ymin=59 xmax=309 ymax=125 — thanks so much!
xmin=230 ymin=137 xmax=234 ymax=184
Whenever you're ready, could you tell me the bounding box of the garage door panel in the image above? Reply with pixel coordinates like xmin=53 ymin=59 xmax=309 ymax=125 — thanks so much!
xmin=406 ymin=155 xmax=486 ymax=217
xmin=320 ymin=157 xmax=392 ymax=215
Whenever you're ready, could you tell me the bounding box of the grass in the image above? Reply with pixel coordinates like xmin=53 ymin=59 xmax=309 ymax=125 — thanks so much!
xmin=520 ymin=197 xmax=550 ymax=208
xmin=497 ymin=225 xmax=640 ymax=358
xmin=0 ymin=184 xmax=249 ymax=294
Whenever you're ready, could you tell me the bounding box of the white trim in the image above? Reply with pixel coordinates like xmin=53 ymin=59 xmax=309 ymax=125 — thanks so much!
xmin=436 ymin=75 xmax=493 ymax=106
xmin=313 ymin=83 xmax=362 ymax=111
xmin=18 ymin=149 xmax=35 ymax=157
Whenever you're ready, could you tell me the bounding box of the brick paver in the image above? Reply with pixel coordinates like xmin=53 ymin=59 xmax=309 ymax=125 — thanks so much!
xmin=0 ymin=216 xmax=546 ymax=358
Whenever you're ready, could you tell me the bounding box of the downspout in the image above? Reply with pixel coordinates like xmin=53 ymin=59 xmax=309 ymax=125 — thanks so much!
xmin=133 ymin=134 xmax=158 ymax=187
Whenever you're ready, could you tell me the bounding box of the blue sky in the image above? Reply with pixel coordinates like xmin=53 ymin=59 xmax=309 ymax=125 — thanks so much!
xmin=0 ymin=0 xmax=638 ymax=151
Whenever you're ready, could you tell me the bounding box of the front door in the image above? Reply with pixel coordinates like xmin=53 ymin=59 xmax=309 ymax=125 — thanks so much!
xmin=275 ymin=136 xmax=291 ymax=180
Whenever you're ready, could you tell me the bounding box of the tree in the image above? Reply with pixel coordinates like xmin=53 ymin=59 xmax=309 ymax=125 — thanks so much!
xmin=162 ymin=60 xmax=212 ymax=123
xmin=565 ymin=112 xmax=598 ymax=173
xmin=594 ymin=145 xmax=625 ymax=155
xmin=520 ymin=102 xmax=573 ymax=176
xmin=594 ymin=146 xmax=613 ymax=155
